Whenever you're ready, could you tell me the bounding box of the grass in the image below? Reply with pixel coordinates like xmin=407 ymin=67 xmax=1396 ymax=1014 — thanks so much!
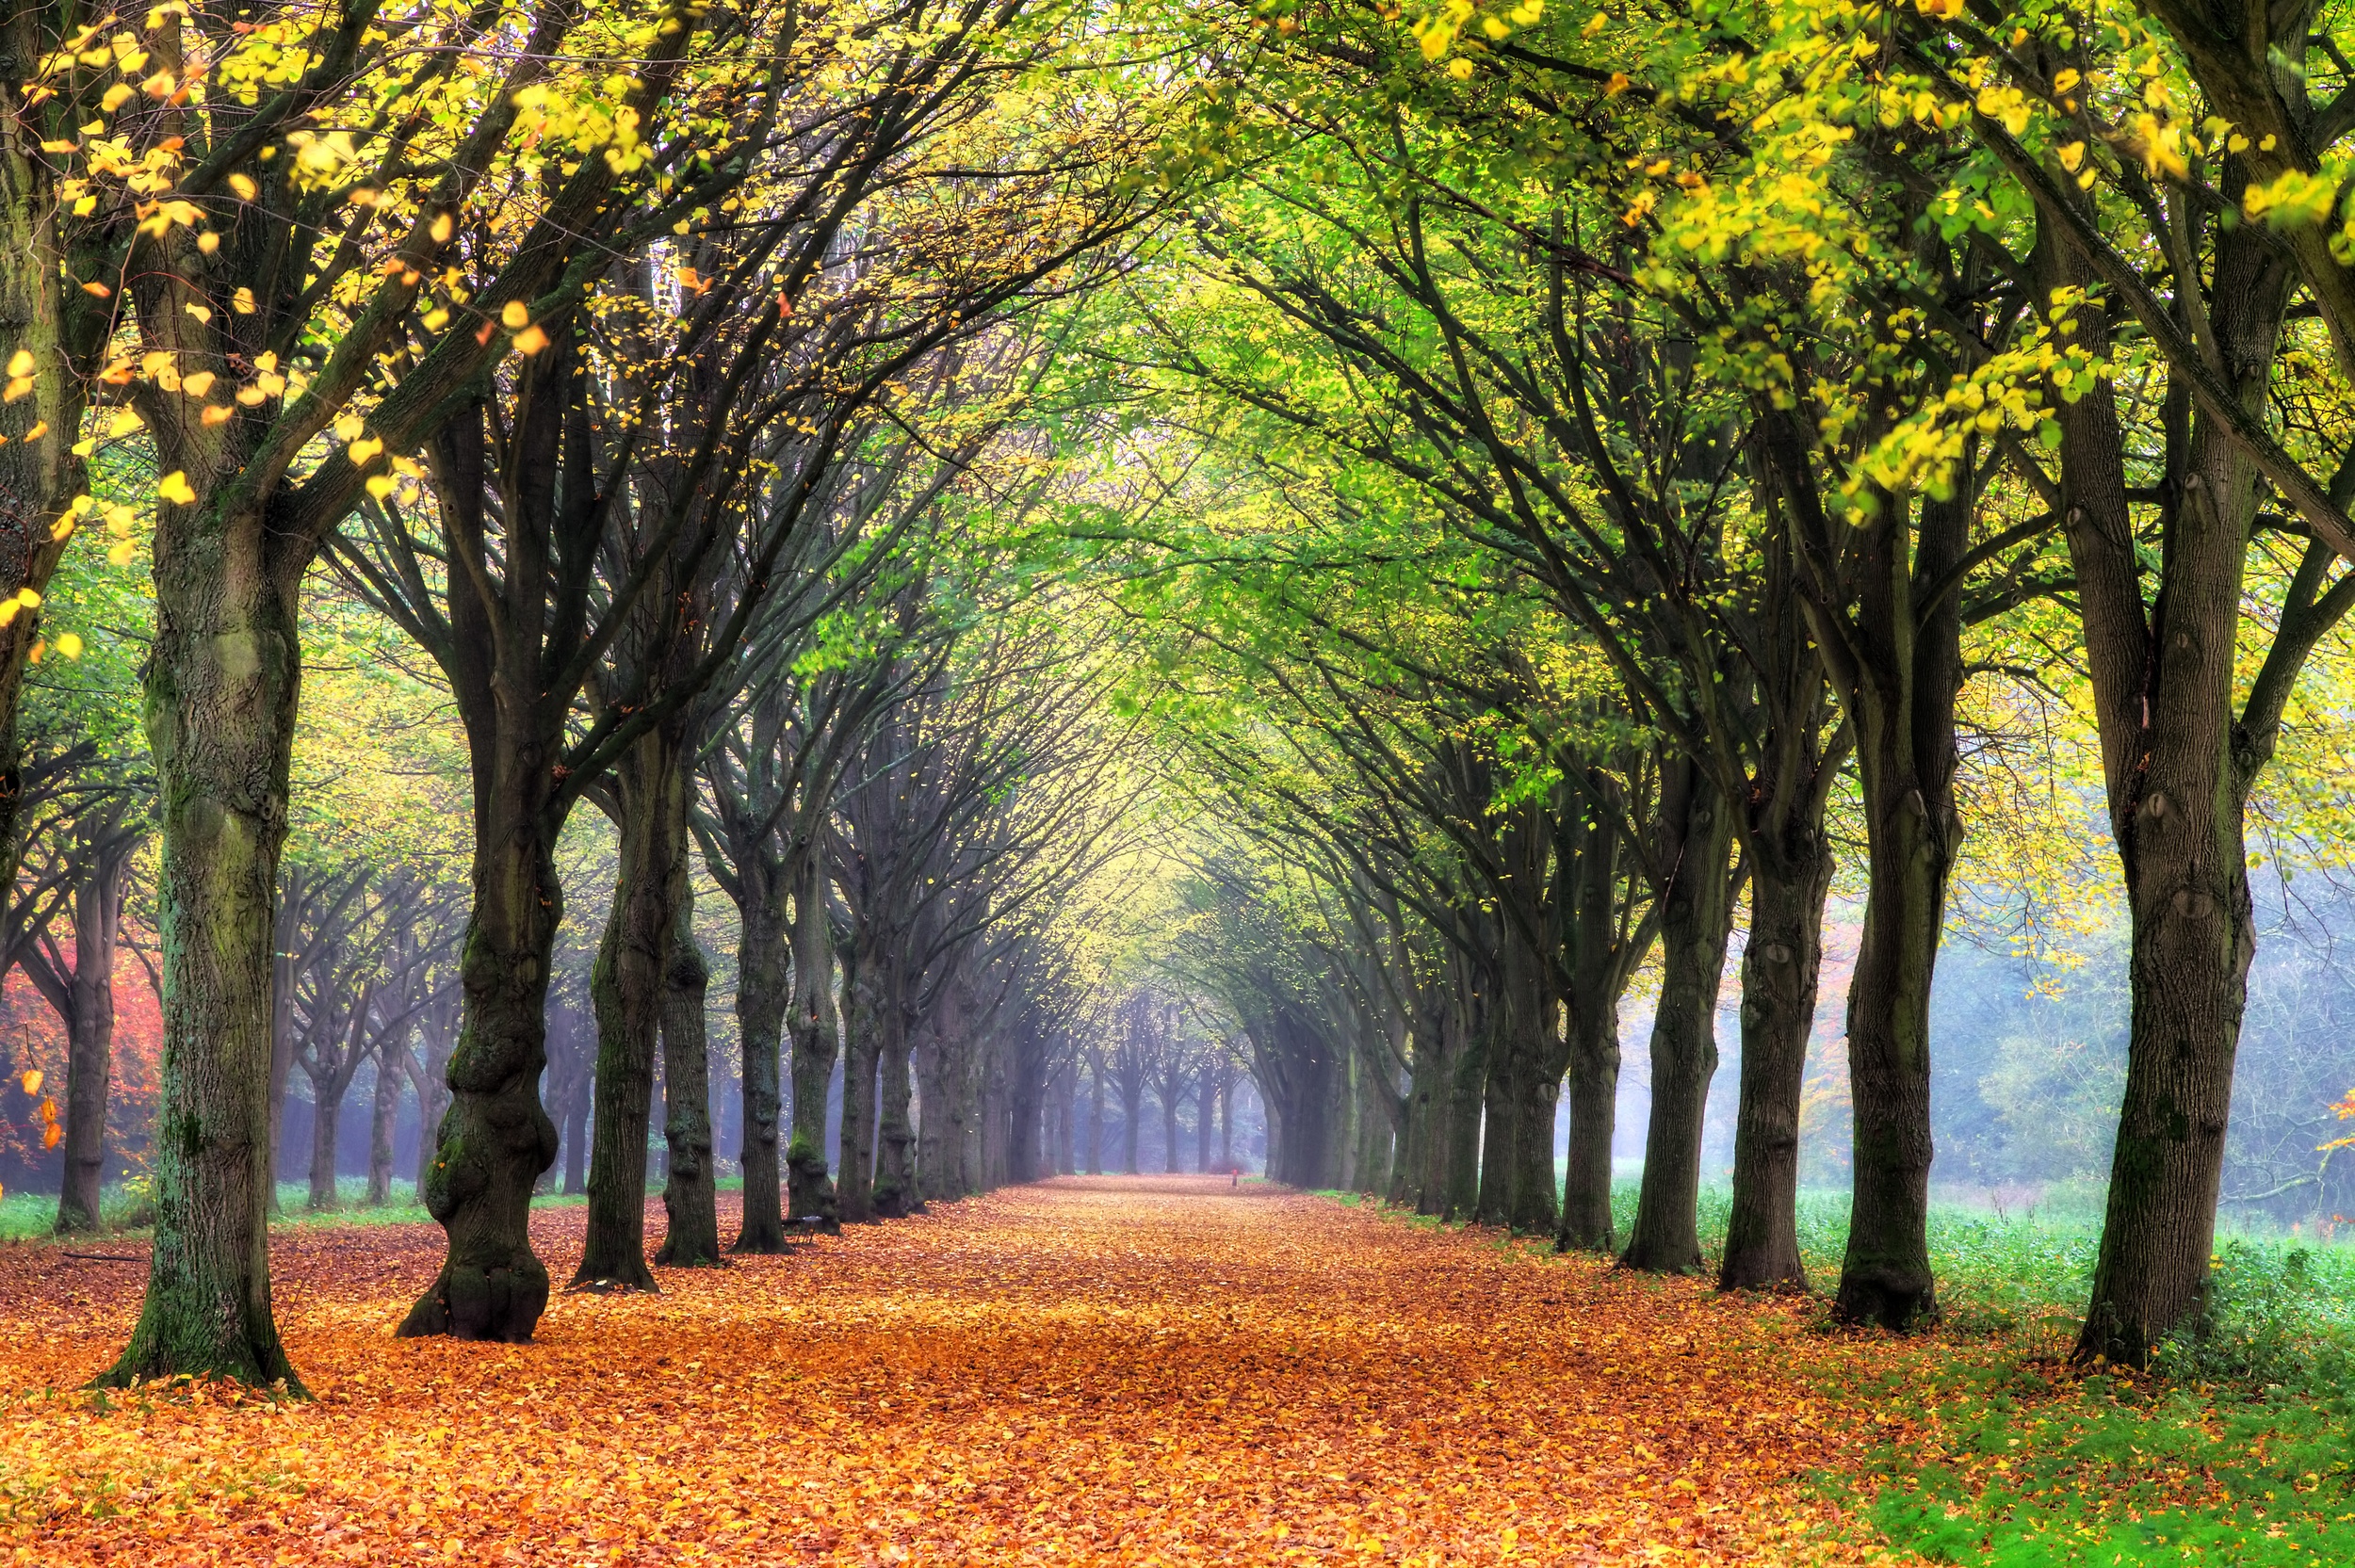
xmin=0 ymin=1173 xmax=707 ymax=1244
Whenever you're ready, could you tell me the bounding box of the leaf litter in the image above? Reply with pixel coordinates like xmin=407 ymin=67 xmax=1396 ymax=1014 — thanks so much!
xmin=0 ymin=1176 xmax=1941 ymax=1563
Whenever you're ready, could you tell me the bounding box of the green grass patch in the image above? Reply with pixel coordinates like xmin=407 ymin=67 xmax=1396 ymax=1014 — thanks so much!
xmin=1841 ymin=1237 xmax=2355 ymax=1565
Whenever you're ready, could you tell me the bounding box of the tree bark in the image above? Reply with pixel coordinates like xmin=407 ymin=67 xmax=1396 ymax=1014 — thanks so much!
xmin=399 ymin=400 xmax=563 ymax=1344
xmin=1086 ymin=1062 xmax=1104 ymax=1173
xmin=1161 ymin=1081 xmax=1184 ymax=1174
xmin=916 ymin=1009 xmax=965 ymax=1202
xmin=656 ymin=886 xmax=721 ymax=1267
xmin=1441 ymin=957 xmax=1488 ymax=1220
xmin=1624 ymin=763 xmax=1738 ymax=1272
xmin=836 ymin=945 xmax=883 ymax=1221
xmin=1718 ymin=840 xmax=1833 ymax=1292
xmin=1197 ymin=1063 xmax=1215 ymax=1173
xmin=367 ymin=1045 xmax=404 ymax=1205
xmin=785 ymin=849 xmax=840 ymax=1229
xmin=731 ymin=889 xmax=789 ymax=1252
xmin=871 ymin=1020 xmax=917 ymax=1218
xmin=2043 ymin=210 xmax=2305 ymax=1365
xmin=571 ymin=733 xmax=687 ymax=1290
xmin=1827 ymin=488 xmax=1967 ymax=1331
xmin=100 ymin=507 xmax=305 ymax=1391
xmin=1120 ymin=1077 xmax=1144 ymax=1174
xmin=1557 ymin=1003 xmax=1617 ymax=1249
xmin=49 ymin=849 xmax=128 ymax=1236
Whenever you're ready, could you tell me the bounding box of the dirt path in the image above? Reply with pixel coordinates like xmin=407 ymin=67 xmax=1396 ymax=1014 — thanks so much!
xmin=0 ymin=1177 xmax=1918 ymax=1563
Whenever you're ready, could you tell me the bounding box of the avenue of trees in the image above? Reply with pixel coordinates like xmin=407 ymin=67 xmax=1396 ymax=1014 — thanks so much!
xmin=0 ymin=0 xmax=2351 ymax=1385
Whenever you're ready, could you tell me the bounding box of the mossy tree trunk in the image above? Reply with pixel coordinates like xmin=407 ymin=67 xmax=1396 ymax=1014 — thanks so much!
xmin=785 ymin=847 xmax=841 ymax=1229
xmin=101 ymin=494 xmax=306 ymax=1392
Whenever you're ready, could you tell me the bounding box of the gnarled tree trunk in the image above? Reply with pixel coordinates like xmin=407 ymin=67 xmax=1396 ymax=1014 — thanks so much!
xmin=656 ymin=886 xmax=721 ymax=1267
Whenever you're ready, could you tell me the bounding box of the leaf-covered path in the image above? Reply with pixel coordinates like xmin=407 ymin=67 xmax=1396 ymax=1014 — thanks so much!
xmin=1 ymin=1178 xmax=1922 ymax=1563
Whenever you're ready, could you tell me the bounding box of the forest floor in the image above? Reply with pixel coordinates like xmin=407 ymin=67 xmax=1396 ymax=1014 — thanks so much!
xmin=7 ymin=1178 xmax=2349 ymax=1565
xmin=0 ymin=1175 xmax=1953 ymax=1565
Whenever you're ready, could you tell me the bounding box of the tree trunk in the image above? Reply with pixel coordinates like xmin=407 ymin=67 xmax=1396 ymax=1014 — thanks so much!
xmin=0 ymin=133 xmax=98 ymax=900
xmin=1557 ymin=1005 xmax=1616 ymax=1249
xmin=306 ymin=1072 xmax=346 ymax=1211
xmin=574 ymin=900 xmax=660 ymax=1288
xmin=836 ymin=948 xmax=883 ymax=1221
xmin=1441 ymin=962 xmax=1488 ymax=1220
xmin=1718 ymin=840 xmax=1833 ymax=1292
xmin=1087 ymin=1065 xmax=1104 ymax=1173
xmin=55 ymin=853 xmax=127 ymax=1236
xmin=101 ymin=511 xmax=304 ymax=1391
xmin=731 ymin=882 xmax=789 ymax=1252
xmin=916 ymin=1016 xmax=962 ymax=1202
xmin=366 ymin=1045 xmax=403 ymax=1205
xmin=1218 ymin=1075 xmax=1233 ymax=1172
xmin=656 ymin=887 xmax=721 ymax=1267
xmin=1823 ymin=484 xmax=1967 ymax=1331
xmin=2043 ymin=212 xmax=2296 ymax=1366
xmin=400 ymin=393 xmax=566 ymax=1344
xmin=572 ymin=728 xmax=691 ymax=1292
xmin=1505 ymin=927 xmax=1567 ymax=1236
xmin=1196 ymin=1064 xmax=1213 ymax=1172
xmin=1161 ymin=1084 xmax=1183 ymax=1174
xmin=1353 ymin=1052 xmax=1393 ymax=1196
xmin=872 ymin=1022 xmax=917 ymax=1219
xmin=408 ymin=1033 xmax=454 ymax=1204
xmin=785 ymin=849 xmax=840 ymax=1229
xmin=1623 ymin=764 xmax=1738 ymax=1273
xmin=1120 ymin=1082 xmax=1143 ymax=1174
xmin=267 ymin=948 xmax=295 ymax=1218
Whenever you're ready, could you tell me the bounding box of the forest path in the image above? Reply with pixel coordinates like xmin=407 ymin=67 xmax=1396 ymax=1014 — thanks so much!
xmin=0 ymin=1176 xmax=1926 ymax=1563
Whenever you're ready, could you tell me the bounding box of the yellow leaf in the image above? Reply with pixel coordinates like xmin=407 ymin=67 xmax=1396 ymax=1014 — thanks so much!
xmin=18 ymin=1070 xmax=39 ymax=1094
xmin=501 ymin=299 xmax=531 ymax=329
xmin=55 ymin=632 xmax=82 ymax=660
xmin=157 ymin=470 xmax=197 ymax=505
xmin=513 ymin=324 xmax=549 ymax=355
